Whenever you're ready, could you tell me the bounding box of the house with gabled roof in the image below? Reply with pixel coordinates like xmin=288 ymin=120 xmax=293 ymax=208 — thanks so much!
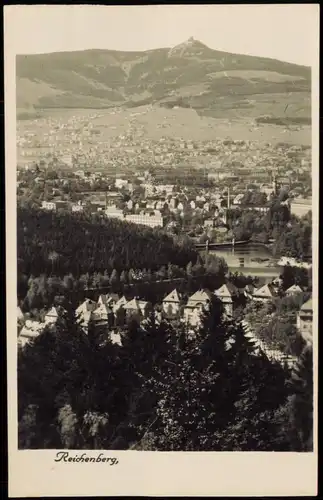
xmin=252 ymin=283 xmax=276 ymax=302
xmin=296 ymin=297 xmax=313 ymax=344
xmin=214 ymin=283 xmax=238 ymax=317
xmin=285 ymin=284 xmax=303 ymax=296
xmin=162 ymin=289 xmax=181 ymax=317
xmin=183 ymin=289 xmax=212 ymax=326
xmin=123 ymin=298 xmax=151 ymax=321
xmin=92 ymin=302 xmax=115 ymax=328
xmin=98 ymin=293 xmax=120 ymax=307
xmin=113 ymin=295 xmax=128 ymax=313
xmin=18 ymin=320 xmax=45 ymax=349
xmin=76 ymin=298 xmax=97 ymax=316
xmin=75 ymin=299 xmax=98 ymax=331
xmin=44 ymin=305 xmax=65 ymax=325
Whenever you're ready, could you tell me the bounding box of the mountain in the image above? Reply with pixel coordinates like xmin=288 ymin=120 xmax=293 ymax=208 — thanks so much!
xmin=16 ymin=37 xmax=311 ymax=119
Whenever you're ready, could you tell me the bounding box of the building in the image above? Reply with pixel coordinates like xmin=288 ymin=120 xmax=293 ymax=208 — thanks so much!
xmin=115 ymin=178 xmax=128 ymax=189
xmin=233 ymin=194 xmax=244 ymax=205
xmin=204 ymin=219 xmax=215 ymax=229
xmin=123 ymin=298 xmax=151 ymax=322
xmin=290 ymin=198 xmax=312 ymax=218
xmin=125 ymin=213 xmax=163 ymax=228
xmin=72 ymin=204 xmax=84 ymax=212
xmin=252 ymin=283 xmax=276 ymax=302
xmin=41 ymin=201 xmax=56 ymax=211
xmin=44 ymin=306 xmax=65 ymax=325
xmin=76 ymin=299 xmax=98 ymax=331
xmin=214 ymin=283 xmax=238 ymax=317
xmin=162 ymin=289 xmax=181 ymax=317
xmin=92 ymin=303 xmax=114 ymax=327
xmin=98 ymin=293 xmax=120 ymax=308
xmin=41 ymin=200 xmax=68 ymax=211
xmin=296 ymin=297 xmax=313 ymax=344
xmin=183 ymin=289 xmax=212 ymax=326
xmin=105 ymin=206 xmax=124 ymax=220
xmin=18 ymin=320 xmax=44 ymax=348
xmin=105 ymin=191 xmax=123 ymax=207
xmin=285 ymin=284 xmax=303 ymax=296
xmin=113 ymin=295 xmax=128 ymax=314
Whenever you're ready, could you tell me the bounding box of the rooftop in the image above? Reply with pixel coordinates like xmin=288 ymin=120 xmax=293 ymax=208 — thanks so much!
xmin=300 ymin=297 xmax=313 ymax=312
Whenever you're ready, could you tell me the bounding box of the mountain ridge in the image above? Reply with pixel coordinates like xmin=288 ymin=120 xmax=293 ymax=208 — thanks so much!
xmin=16 ymin=38 xmax=311 ymax=119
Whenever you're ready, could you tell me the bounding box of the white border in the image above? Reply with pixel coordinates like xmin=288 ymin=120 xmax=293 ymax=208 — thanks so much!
xmin=5 ymin=5 xmax=319 ymax=497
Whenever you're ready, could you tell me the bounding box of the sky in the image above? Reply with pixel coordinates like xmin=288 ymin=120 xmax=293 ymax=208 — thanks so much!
xmin=5 ymin=4 xmax=319 ymax=66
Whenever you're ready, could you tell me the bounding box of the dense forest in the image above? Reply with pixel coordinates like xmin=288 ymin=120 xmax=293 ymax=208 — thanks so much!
xmin=17 ymin=207 xmax=197 ymax=278
xmin=18 ymin=299 xmax=313 ymax=451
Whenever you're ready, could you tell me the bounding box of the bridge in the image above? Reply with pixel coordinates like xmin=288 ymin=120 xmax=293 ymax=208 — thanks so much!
xmin=194 ymin=240 xmax=250 ymax=250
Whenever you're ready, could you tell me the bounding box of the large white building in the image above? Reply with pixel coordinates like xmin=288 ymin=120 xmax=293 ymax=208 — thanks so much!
xmin=125 ymin=213 xmax=163 ymax=228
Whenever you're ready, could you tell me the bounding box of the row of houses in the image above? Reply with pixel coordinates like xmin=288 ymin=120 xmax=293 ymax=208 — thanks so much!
xmin=18 ymin=277 xmax=313 ymax=348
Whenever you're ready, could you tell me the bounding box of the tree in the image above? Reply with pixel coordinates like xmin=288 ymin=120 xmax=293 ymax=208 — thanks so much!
xmin=287 ymin=346 xmax=313 ymax=451
xmin=138 ymin=302 xmax=290 ymax=451
xmin=120 ymin=270 xmax=128 ymax=286
xmin=57 ymin=404 xmax=79 ymax=448
xmin=48 ymin=251 xmax=59 ymax=275
xmin=167 ymin=263 xmax=175 ymax=280
xmin=128 ymin=269 xmax=135 ymax=284
xmin=109 ymin=269 xmax=119 ymax=288
xmin=186 ymin=261 xmax=193 ymax=278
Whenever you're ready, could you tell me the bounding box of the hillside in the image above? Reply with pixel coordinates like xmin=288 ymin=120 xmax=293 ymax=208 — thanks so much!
xmin=17 ymin=207 xmax=197 ymax=279
xmin=16 ymin=37 xmax=311 ymax=120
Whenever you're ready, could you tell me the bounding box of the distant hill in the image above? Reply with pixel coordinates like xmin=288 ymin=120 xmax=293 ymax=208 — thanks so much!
xmin=16 ymin=37 xmax=311 ymax=120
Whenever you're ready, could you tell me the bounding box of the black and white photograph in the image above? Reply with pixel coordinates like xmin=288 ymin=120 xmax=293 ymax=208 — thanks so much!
xmin=5 ymin=3 xmax=318 ymax=497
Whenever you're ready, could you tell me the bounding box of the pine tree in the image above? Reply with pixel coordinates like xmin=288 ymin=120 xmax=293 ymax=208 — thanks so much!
xmin=109 ymin=269 xmax=119 ymax=288
xmin=139 ymin=300 xmax=290 ymax=451
xmin=186 ymin=261 xmax=193 ymax=277
xmin=120 ymin=270 xmax=128 ymax=285
xmin=287 ymin=346 xmax=313 ymax=451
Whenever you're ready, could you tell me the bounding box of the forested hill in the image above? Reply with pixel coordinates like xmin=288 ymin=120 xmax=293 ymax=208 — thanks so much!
xmin=17 ymin=207 xmax=197 ymax=278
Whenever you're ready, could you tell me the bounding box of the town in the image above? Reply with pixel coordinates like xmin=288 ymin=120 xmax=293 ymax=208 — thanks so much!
xmin=17 ymin=108 xmax=313 ymax=370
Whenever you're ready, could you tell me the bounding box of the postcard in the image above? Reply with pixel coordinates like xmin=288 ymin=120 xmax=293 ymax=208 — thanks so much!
xmin=5 ymin=4 xmax=319 ymax=497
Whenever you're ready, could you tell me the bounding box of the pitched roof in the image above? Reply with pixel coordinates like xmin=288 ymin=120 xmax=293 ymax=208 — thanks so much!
xmin=17 ymin=307 xmax=24 ymax=320
xmin=286 ymin=284 xmax=303 ymax=294
xmin=76 ymin=299 xmax=97 ymax=315
xmin=92 ymin=303 xmax=113 ymax=320
xmin=215 ymin=283 xmax=238 ymax=299
xmin=114 ymin=295 xmax=128 ymax=310
xmin=45 ymin=306 xmax=60 ymax=318
xmin=163 ymin=289 xmax=180 ymax=303
xmin=188 ymin=289 xmax=212 ymax=303
xmin=110 ymin=332 xmax=122 ymax=346
xmin=253 ymin=284 xmax=275 ymax=298
xmin=99 ymin=293 xmax=120 ymax=305
xmin=300 ymin=297 xmax=313 ymax=312
xmin=19 ymin=321 xmax=44 ymax=339
xmin=123 ymin=298 xmax=140 ymax=311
